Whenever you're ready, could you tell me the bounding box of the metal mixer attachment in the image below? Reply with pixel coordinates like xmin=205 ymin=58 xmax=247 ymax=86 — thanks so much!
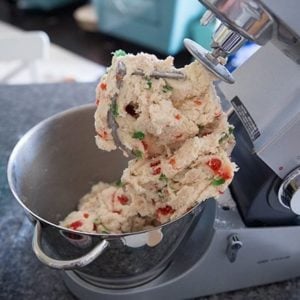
xmin=184 ymin=37 xmax=237 ymax=84
xmin=184 ymin=21 xmax=245 ymax=84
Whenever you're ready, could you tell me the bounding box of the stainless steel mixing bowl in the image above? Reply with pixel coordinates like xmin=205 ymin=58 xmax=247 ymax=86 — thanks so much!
xmin=7 ymin=104 xmax=206 ymax=288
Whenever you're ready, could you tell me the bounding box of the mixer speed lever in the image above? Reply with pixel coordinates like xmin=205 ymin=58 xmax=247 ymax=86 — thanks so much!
xmin=226 ymin=234 xmax=243 ymax=263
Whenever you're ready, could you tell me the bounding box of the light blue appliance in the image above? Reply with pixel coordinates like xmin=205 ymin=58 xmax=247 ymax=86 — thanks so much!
xmin=17 ymin=0 xmax=75 ymax=10
xmin=92 ymin=0 xmax=205 ymax=55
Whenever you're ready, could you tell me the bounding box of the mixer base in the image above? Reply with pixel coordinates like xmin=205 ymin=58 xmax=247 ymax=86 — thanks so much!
xmin=63 ymin=198 xmax=300 ymax=299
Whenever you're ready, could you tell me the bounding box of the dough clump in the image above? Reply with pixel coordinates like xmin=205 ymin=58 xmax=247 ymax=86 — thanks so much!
xmin=60 ymin=51 xmax=236 ymax=234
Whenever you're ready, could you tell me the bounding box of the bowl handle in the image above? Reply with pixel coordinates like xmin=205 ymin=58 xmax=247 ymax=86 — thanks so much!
xmin=32 ymin=221 xmax=109 ymax=269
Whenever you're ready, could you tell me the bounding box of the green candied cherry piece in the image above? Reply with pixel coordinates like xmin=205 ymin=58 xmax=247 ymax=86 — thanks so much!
xmin=159 ymin=173 xmax=168 ymax=183
xmin=115 ymin=179 xmax=124 ymax=187
xmin=162 ymin=84 xmax=173 ymax=93
xmin=219 ymin=132 xmax=229 ymax=144
xmin=219 ymin=126 xmax=235 ymax=144
xmin=112 ymin=49 xmax=127 ymax=57
xmin=211 ymin=177 xmax=226 ymax=186
xmin=145 ymin=77 xmax=152 ymax=90
xmin=132 ymin=149 xmax=143 ymax=159
xmin=132 ymin=131 xmax=145 ymax=140
xmin=111 ymin=102 xmax=119 ymax=117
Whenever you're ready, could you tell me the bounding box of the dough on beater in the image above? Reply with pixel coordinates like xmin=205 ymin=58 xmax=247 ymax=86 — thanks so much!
xmin=60 ymin=52 xmax=237 ymax=234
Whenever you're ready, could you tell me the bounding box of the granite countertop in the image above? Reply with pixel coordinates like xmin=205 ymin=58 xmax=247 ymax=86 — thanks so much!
xmin=1 ymin=82 xmax=300 ymax=300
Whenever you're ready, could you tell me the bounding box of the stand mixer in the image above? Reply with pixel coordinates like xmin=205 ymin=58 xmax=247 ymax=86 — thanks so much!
xmin=62 ymin=0 xmax=300 ymax=298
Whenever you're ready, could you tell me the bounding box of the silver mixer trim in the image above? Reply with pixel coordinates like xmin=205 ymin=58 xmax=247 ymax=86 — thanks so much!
xmin=198 ymin=0 xmax=274 ymax=45
xmin=200 ymin=10 xmax=215 ymax=26
xmin=212 ymin=24 xmax=245 ymax=54
xmin=278 ymin=167 xmax=300 ymax=215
